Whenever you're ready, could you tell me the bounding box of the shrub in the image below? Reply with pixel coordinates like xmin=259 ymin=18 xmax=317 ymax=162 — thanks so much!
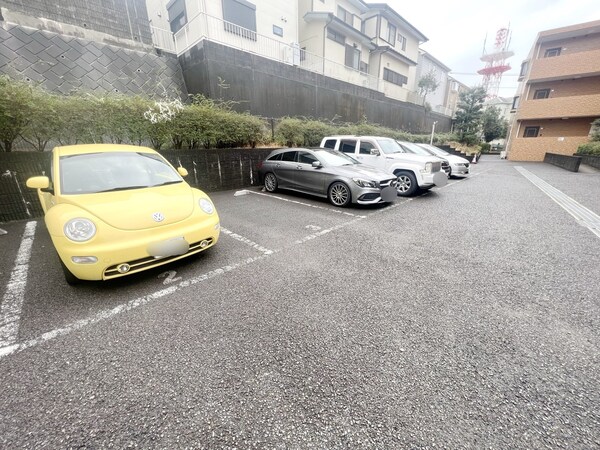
xmin=480 ymin=143 xmax=491 ymax=153
xmin=576 ymin=142 xmax=600 ymax=155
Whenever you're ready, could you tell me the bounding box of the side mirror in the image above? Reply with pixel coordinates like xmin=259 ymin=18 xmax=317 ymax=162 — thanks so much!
xmin=26 ymin=176 xmax=50 ymax=189
xmin=370 ymin=149 xmax=380 ymax=156
xmin=177 ymin=167 xmax=188 ymax=177
xmin=312 ymin=161 xmax=322 ymax=168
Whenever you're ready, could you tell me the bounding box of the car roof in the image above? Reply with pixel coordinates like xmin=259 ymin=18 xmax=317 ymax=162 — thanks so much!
xmin=323 ymin=135 xmax=392 ymax=139
xmin=54 ymin=144 xmax=156 ymax=156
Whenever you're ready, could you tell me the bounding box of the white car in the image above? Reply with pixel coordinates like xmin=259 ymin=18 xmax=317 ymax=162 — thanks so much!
xmin=417 ymin=144 xmax=470 ymax=178
xmin=320 ymin=136 xmax=447 ymax=197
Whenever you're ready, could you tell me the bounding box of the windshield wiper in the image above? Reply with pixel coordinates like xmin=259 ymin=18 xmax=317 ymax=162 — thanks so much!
xmin=97 ymin=185 xmax=149 ymax=192
xmin=152 ymin=180 xmax=182 ymax=187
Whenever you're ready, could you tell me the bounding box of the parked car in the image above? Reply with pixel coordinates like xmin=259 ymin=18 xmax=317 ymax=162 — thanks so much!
xmin=26 ymin=144 xmax=220 ymax=284
xmin=417 ymin=143 xmax=470 ymax=177
xmin=396 ymin=141 xmax=451 ymax=177
xmin=320 ymin=136 xmax=447 ymax=196
xmin=257 ymin=148 xmax=397 ymax=207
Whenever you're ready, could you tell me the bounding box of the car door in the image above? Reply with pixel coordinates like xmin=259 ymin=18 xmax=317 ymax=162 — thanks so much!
xmin=355 ymin=138 xmax=385 ymax=170
xmin=293 ymin=150 xmax=327 ymax=195
xmin=271 ymin=150 xmax=298 ymax=189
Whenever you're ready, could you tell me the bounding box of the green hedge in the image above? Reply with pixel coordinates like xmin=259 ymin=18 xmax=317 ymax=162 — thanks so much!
xmin=576 ymin=142 xmax=600 ymax=155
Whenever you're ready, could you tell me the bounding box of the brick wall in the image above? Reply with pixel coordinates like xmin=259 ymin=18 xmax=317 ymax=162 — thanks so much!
xmin=508 ymin=118 xmax=593 ymax=161
xmin=527 ymin=77 xmax=600 ymax=99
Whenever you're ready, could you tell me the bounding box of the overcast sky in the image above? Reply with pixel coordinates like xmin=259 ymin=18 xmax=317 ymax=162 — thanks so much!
xmin=386 ymin=0 xmax=600 ymax=98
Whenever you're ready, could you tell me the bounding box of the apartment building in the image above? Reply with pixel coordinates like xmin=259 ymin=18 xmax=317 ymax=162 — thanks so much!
xmin=506 ymin=20 xmax=600 ymax=161
xmin=298 ymin=0 xmax=427 ymax=102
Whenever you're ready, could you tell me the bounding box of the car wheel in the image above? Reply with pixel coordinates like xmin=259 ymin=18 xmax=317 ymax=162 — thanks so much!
xmin=59 ymin=257 xmax=81 ymax=285
xmin=395 ymin=171 xmax=418 ymax=197
xmin=328 ymin=181 xmax=351 ymax=207
xmin=264 ymin=173 xmax=278 ymax=192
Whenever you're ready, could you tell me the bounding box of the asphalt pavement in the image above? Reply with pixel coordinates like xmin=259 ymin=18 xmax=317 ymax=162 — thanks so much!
xmin=0 ymin=156 xmax=599 ymax=448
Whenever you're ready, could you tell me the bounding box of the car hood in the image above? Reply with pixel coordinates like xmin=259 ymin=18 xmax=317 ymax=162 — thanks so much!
xmin=62 ymin=183 xmax=195 ymax=230
xmin=385 ymin=153 xmax=438 ymax=164
xmin=446 ymin=154 xmax=470 ymax=164
xmin=330 ymin=164 xmax=394 ymax=181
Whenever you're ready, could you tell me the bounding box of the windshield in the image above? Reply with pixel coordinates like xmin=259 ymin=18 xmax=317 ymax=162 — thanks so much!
xmin=376 ymin=139 xmax=404 ymax=154
xmin=422 ymin=145 xmax=449 ymax=156
xmin=60 ymin=151 xmax=183 ymax=195
xmin=315 ymin=149 xmax=360 ymax=166
xmin=399 ymin=141 xmax=433 ymax=156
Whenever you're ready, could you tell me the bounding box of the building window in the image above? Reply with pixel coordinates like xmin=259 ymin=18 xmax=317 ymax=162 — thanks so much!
xmin=523 ymin=126 xmax=540 ymax=138
xmin=327 ymin=28 xmax=345 ymax=45
xmin=272 ymin=25 xmax=283 ymax=37
xmin=533 ymin=89 xmax=550 ymax=99
xmin=397 ymin=34 xmax=407 ymax=51
xmin=519 ymin=61 xmax=529 ymax=77
xmin=544 ymin=47 xmax=561 ymax=57
xmin=222 ymin=0 xmax=257 ymax=40
xmin=511 ymin=96 xmax=520 ymax=110
xmin=383 ymin=67 xmax=408 ymax=86
xmin=166 ymin=0 xmax=187 ymax=33
xmin=337 ymin=6 xmax=353 ymax=26
xmin=359 ymin=61 xmax=368 ymax=74
xmin=386 ymin=23 xmax=396 ymax=46
xmin=300 ymin=47 xmax=306 ymax=62
xmin=345 ymin=45 xmax=360 ymax=70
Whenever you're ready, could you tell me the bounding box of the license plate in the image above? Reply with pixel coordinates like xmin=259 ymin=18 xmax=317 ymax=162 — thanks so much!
xmin=147 ymin=237 xmax=189 ymax=258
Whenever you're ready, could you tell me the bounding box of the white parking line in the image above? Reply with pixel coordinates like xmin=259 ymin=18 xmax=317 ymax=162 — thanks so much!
xmin=0 ymin=221 xmax=37 ymax=350
xmin=220 ymin=227 xmax=274 ymax=255
xmin=516 ymin=166 xmax=600 ymax=238
xmin=0 ymin=191 xmax=411 ymax=360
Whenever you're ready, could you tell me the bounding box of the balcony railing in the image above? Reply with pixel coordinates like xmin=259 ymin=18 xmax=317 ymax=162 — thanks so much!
xmin=150 ymin=12 xmax=437 ymax=111
xmin=529 ymin=48 xmax=600 ymax=82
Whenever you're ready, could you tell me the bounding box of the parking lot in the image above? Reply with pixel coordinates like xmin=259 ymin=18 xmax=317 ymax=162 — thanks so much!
xmin=1 ymin=157 xmax=599 ymax=448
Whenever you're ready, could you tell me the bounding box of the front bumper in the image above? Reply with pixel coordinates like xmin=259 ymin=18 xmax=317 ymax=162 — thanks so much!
xmin=452 ymin=164 xmax=470 ymax=176
xmin=53 ymin=214 xmax=220 ymax=280
xmin=418 ymin=171 xmax=448 ymax=188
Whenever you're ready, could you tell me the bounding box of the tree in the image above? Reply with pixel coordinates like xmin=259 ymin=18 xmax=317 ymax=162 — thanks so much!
xmin=0 ymin=76 xmax=35 ymax=152
xmin=418 ymin=71 xmax=440 ymax=106
xmin=482 ymin=106 xmax=508 ymax=143
xmin=454 ymin=86 xmax=487 ymax=145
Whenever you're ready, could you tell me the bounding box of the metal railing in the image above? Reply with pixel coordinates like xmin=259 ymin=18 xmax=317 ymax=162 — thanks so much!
xmin=150 ymin=12 xmax=438 ymax=110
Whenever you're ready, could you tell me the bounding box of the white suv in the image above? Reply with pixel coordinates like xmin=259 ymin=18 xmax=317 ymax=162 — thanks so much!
xmin=320 ymin=136 xmax=447 ymax=196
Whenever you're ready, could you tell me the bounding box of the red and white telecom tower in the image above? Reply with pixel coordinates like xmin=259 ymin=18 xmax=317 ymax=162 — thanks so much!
xmin=478 ymin=27 xmax=514 ymax=98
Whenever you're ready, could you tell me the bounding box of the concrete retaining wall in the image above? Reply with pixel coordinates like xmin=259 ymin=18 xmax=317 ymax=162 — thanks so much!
xmin=544 ymin=152 xmax=582 ymax=172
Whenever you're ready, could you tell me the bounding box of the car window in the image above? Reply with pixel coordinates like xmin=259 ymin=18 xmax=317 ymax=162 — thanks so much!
xmin=314 ymin=149 xmax=359 ymax=166
xmin=322 ymin=139 xmax=337 ymax=149
xmin=267 ymin=153 xmax=282 ymax=161
xmin=340 ymin=140 xmax=357 ymax=154
xmin=297 ymin=151 xmax=318 ymax=165
xmin=281 ymin=151 xmax=297 ymax=162
xmin=359 ymin=140 xmax=377 ymax=155
xmin=377 ymin=139 xmax=404 ymax=154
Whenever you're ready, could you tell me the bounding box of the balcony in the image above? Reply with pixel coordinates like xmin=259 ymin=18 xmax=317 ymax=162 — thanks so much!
xmin=516 ymin=93 xmax=600 ymax=120
xmin=528 ymin=48 xmax=600 ymax=82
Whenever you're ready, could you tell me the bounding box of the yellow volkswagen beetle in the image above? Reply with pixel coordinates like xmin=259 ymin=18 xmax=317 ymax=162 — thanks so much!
xmin=27 ymin=144 xmax=220 ymax=284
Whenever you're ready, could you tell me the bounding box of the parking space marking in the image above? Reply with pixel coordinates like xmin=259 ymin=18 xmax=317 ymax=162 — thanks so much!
xmin=0 ymin=221 xmax=37 ymax=350
xmin=0 ymin=192 xmax=413 ymax=360
xmin=220 ymin=227 xmax=274 ymax=255
xmin=235 ymin=190 xmax=367 ymax=218
xmin=516 ymin=166 xmax=600 ymax=238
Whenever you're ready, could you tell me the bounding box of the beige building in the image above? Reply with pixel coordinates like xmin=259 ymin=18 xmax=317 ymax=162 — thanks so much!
xmin=506 ymin=20 xmax=600 ymax=161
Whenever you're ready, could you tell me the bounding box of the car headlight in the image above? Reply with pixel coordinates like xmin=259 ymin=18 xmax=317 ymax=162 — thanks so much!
xmin=198 ymin=198 xmax=215 ymax=214
xmin=64 ymin=218 xmax=96 ymax=242
xmin=420 ymin=162 xmax=433 ymax=174
xmin=352 ymin=178 xmax=377 ymax=188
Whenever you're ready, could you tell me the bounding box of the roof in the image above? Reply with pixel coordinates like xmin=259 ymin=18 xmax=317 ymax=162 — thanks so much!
xmin=363 ymin=3 xmax=428 ymax=42
xmin=55 ymin=144 xmax=155 ymax=156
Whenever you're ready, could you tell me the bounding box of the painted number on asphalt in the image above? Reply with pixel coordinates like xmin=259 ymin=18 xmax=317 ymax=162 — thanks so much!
xmin=159 ymin=270 xmax=182 ymax=285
